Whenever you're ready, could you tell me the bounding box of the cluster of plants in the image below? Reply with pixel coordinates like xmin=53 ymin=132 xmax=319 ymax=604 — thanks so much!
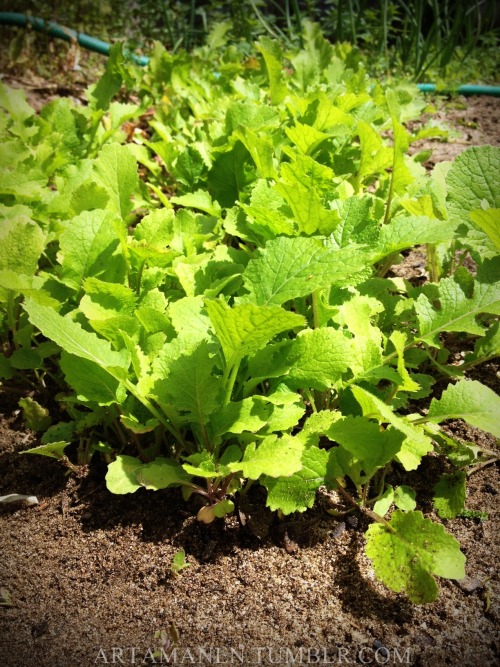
xmin=1 ymin=23 xmax=499 ymax=604
xmin=2 ymin=0 xmax=499 ymax=81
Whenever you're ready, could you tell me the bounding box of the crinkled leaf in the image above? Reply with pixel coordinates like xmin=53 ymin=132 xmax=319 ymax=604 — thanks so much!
xmin=373 ymin=217 xmax=456 ymax=262
xmin=414 ymin=258 xmax=500 ymax=345
xmin=206 ymin=299 xmax=305 ymax=368
xmin=280 ymin=328 xmax=352 ymax=390
xmin=365 ymin=510 xmax=466 ymax=603
xmin=153 ymin=340 xmax=221 ymax=425
xmin=229 ymin=433 xmax=303 ymax=479
xmin=446 ymin=146 xmax=500 ymax=258
xmin=328 ymin=416 xmax=405 ymax=477
xmin=241 ymin=236 xmax=369 ymax=306
xmin=263 ymin=444 xmax=329 ymax=514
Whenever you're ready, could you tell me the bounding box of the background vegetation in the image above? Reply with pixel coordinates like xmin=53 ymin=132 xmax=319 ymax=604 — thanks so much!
xmin=0 ymin=0 xmax=498 ymax=82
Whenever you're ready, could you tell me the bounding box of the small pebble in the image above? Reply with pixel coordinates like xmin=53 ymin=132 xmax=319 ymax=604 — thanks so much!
xmin=456 ymin=576 xmax=483 ymax=594
xmin=373 ymin=640 xmax=390 ymax=659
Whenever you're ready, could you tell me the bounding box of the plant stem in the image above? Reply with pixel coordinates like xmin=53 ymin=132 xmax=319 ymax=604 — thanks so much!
xmin=426 ymin=243 xmax=440 ymax=283
xmin=223 ymin=360 xmax=240 ymax=406
xmin=312 ymin=288 xmax=321 ymax=329
xmin=304 ymin=388 xmax=317 ymax=412
xmin=333 ymin=479 xmax=396 ymax=532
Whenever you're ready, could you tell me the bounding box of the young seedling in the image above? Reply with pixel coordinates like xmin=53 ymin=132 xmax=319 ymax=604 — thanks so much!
xmin=170 ymin=549 xmax=191 ymax=576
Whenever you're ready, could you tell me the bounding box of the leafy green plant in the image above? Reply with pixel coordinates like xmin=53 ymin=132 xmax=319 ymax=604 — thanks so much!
xmin=1 ymin=26 xmax=499 ymax=604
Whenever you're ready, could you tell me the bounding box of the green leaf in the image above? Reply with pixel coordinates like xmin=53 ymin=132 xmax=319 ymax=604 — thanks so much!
xmin=365 ymin=510 xmax=466 ymax=603
xmin=328 ymin=416 xmax=405 ymax=477
xmin=389 ymin=331 xmax=420 ymax=392
xmin=207 ymin=143 xmax=252 ymax=209
xmin=256 ymin=37 xmax=287 ymax=105
xmin=386 ymin=90 xmax=413 ymax=195
xmin=23 ymin=298 xmax=129 ymax=372
xmin=136 ymin=457 xmax=191 ymax=490
xmin=263 ymin=444 xmax=329 ymax=514
xmin=225 ymin=100 xmax=280 ymax=133
xmin=171 ymin=548 xmax=191 ymax=575
xmin=211 ymin=393 xmax=304 ymax=436
xmin=275 ymin=169 xmax=339 ymax=235
xmin=21 ymin=441 xmax=70 ymax=460
xmin=280 ymin=328 xmax=352 ymax=390
xmin=394 ymin=485 xmax=417 ymax=511
xmin=427 ymin=379 xmax=500 ymax=438
xmin=356 ymin=120 xmax=392 ymax=183
xmin=93 ymin=143 xmax=138 ymax=219
xmin=373 ymin=217 xmax=456 ymax=262
xmin=59 ymin=209 xmax=124 ymax=292
xmin=229 ymin=433 xmax=304 ymax=479
xmin=240 ymin=180 xmax=295 ymax=240
xmin=285 ymin=121 xmax=330 ymax=155
xmin=206 ymin=299 xmax=305 ymax=369
xmin=60 ymin=352 xmax=127 ymax=405
xmin=106 ymin=455 xmax=143 ymax=494
xmin=169 ymin=296 xmax=212 ymax=342
xmin=446 ymin=146 xmax=500 ymax=258
xmin=373 ymin=486 xmax=394 ymax=517
xmin=152 ymin=340 xmax=221 ymax=425
xmin=465 ymin=321 xmax=500 ymax=366
xmin=469 ymin=208 xmax=500 ymax=252
xmin=19 ymin=397 xmax=51 ymax=432
xmin=350 ymin=385 xmax=432 ymax=470
xmin=433 ymin=471 xmax=467 ymax=519
xmin=89 ymin=43 xmax=131 ymax=111
xmin=234 ymin=126 xmax=276 ymax=179
xmin=329 ymin=196 xmax=379 ymax=249
xmin=170 ymin=189 xmax=221 ymax=217
xmin=414 ymin=258 xmax=500 ymax=345
xmin=175 ymin=145 xmax=205 ymax=189
xmin=0 ymin=217 xmax=45 ymax=300
xmin=79 ymin=278 xmax=137 ymax=321
xmin=241 ymin=236 xmax=369 ymax=306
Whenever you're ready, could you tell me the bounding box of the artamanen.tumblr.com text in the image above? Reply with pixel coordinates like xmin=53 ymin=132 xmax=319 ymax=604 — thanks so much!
xmin=94 ymin=645 xmax=413 ymax=665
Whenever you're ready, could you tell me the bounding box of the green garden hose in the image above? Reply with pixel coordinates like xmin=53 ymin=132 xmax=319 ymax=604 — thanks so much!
xmin=0 ymin=12 xmax=149 ymax=66
xmin=1 ymin=11 xmax=499 ymax=96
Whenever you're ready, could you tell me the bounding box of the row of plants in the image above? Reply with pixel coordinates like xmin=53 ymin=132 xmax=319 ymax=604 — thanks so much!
xmin=2 ymin=0 xmax=499 ymax=81
xmin=1 ymin=23 xmax=499 ymax=604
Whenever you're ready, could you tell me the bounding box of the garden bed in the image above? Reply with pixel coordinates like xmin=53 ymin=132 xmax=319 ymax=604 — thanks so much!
xmin=0 ymin=34 xmax=499 ymax=666
xmin=0 ymin=14 xmax=500 ymax=667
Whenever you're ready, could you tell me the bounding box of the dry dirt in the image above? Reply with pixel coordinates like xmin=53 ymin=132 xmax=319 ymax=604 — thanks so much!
xmin=0 ymin=83 xmax=499 ymax=666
